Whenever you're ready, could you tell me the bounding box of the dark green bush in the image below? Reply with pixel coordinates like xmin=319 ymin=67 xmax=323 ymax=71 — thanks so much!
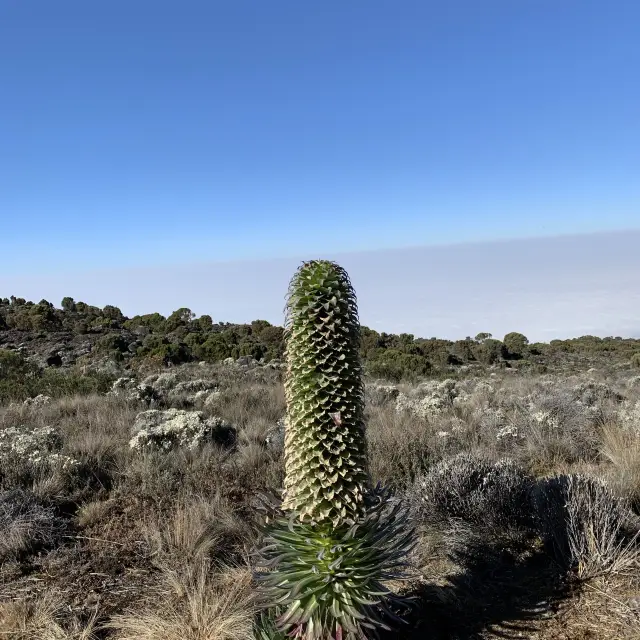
xmin=4 ymin=294 xmax=640 ymax=380
xmin=61 ymin=296 xmax=76 ymax=312
xmin=197 ymin=334 xmax=234 ymax=361
xmin=0 ymin=349 xmax=30 ymax=378
xmin=96 ymin=333 xmax=129 ymax=354
xmin=196 ymin=314 xmax=213 ymax=331
xmin=135 ymin=335 xmax=191 ymax=366
xmin=123 ymin=312 xmax=166 ymax=332
xmin=164 ymin=307 xmax=195 ymax=333
xmin=472 ymin=338 xmax=507 ymax=364
xmin=503 ymin=332 xmax=529 ymax=358
xmin=366 ymin=349 xmax=431 ymax=382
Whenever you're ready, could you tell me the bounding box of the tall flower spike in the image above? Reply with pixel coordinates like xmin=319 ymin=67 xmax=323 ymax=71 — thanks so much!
xmin=281 ymin=260 xmax=368 ymax=526
xmin=255 ymin=260 xmax=416 ymax=640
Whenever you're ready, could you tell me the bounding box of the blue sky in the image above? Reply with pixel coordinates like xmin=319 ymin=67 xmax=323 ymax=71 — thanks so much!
xmin=1 ymin=2 xmax=639 ymax=339
xmin=2 ymin=1 xmax=639 ymax=273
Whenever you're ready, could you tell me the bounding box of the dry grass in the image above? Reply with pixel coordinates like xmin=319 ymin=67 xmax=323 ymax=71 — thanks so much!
xmin=366 ymin=406 xmax=439 ymax=485
xmin=1 ymin=365 xmax=640 ymax=638
xmin=540 ymin=574 xmax=640 ymax=639
xmin=0 ymin=489 xmax=63 ymax=562
xmin=76 ymin=498 xmax=116 ymax=528
xmin=533 ymin=474 xmax=640 ymax=580
xmin=105 ymin=564 xmax=255 ymax=640
xmin=143 ymin=492 xmax=254 ymax=572
xmin=209 ymin=383 xmax=285 ymax=429
xmin=600 ymin=422 xmax=640 ymax=507
xmin=0 ymin=593 xmax=98 ymax=640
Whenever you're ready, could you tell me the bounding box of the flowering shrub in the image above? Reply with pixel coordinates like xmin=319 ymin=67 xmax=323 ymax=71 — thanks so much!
xmin=0 ymin=425 xmax=78 ymax=469
xmin=129 ymin=409 xmax=235 ymax=451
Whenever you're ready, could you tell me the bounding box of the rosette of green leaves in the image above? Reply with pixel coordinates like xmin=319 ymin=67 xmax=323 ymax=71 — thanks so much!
xmin=255 ymin=486 xmax=415 ymax=639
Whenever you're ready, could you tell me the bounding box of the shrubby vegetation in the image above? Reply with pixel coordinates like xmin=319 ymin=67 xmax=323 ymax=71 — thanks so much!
xmin=0 ymin=355 xmax=638 ymax=637
xmin=2 ymin=296 xmax=639 ymax=389
xmin=0 ymin=348 xmax=113 ymax=404
xmin=1 ymin=289 xmax=640 ymax=638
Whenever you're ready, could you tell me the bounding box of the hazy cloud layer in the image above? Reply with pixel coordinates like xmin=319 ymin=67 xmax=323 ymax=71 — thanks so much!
xmin=2 ymin=231 xmax=639 ymax=342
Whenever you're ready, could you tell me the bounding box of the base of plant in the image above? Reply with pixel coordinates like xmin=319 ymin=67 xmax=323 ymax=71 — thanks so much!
xmin=254 ymin=486 xmax=416 ymax=640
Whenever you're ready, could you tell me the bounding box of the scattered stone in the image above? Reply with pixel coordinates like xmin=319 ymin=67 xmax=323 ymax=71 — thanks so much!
xmin=128 ymin=341 xmax=141 ymax=353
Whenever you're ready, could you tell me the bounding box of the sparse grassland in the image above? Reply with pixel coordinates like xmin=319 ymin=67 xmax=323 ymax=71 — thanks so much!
xmin=0 ymin=356 xmax=638 ymax=638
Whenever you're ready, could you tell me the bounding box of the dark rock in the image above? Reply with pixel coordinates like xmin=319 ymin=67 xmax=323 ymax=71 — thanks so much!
xmin=46 ymin=353 xmax=63 ymax=367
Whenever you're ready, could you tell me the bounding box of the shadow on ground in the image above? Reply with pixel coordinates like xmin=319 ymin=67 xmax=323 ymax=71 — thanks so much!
xmin=383 ymin=535 xmax=574 ymax=639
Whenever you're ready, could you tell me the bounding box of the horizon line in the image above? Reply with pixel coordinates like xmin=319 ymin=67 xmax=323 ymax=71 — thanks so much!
xmin=19 ymin=226 xmax=640 ymax=278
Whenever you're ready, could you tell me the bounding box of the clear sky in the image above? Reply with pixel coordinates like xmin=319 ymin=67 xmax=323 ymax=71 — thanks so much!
xmin=3 ymin=232 xmax=640 ymax=341
xmin=2 ymin=1 xmax=639 ymax=275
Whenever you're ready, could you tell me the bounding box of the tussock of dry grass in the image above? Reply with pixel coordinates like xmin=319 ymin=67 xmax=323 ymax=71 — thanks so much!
xmin=76 ymin=498 xmax=116 ymax=528
xmin=366 ymin=406 xmax=438 ymax=485
xmin=105 ymin=564 xmax=255 ymax=640
xmin=143 ymin=492 xmax=254 ymax=571
xmin=210 ymin=383 xmax=285 ymax=429
xmin=533 ymin=474 xmax=640 ymax=580
xmin=600 ymin=423 xmax=640 ymax=507
xmin=541 ymin=574 xmax=640 ymax=640
xmin=0 ymin=593 xmax=98 ymax=640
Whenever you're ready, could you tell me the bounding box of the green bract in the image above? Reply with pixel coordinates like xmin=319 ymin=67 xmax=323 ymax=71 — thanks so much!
xmin=256 ymin=260 xmax=415 ymax=640
xmin=282 ymin=260 xmax=368 ymax=527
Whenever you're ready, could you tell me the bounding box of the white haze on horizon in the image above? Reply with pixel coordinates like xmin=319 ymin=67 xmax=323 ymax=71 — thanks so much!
xmin=2 ymin=231 xmax=639 ymax=343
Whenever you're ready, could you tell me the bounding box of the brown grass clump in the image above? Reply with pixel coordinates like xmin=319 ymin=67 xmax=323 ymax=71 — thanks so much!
xmin=0 ymin=489 xmax=64 ymax=562
xmin=600 ymin=422 xmax=640 ymax=508
xmin=538 ymin=574 xmax=640 ymax=640
xmin=0 ymin=593 xmax=98 ymax=639
xmin=143 ymin=492 xmax=254 ymax=571
xmin=105 ymin=564 xmax=255 ymax=640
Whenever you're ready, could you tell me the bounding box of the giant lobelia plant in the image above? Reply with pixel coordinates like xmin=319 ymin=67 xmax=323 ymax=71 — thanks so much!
xmin=255 ymin=260 xmax=416 ymax=639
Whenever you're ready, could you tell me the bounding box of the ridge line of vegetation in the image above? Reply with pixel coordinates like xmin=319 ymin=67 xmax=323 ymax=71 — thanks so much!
xmin=1 ymin=296 xmax=639 ymax=399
